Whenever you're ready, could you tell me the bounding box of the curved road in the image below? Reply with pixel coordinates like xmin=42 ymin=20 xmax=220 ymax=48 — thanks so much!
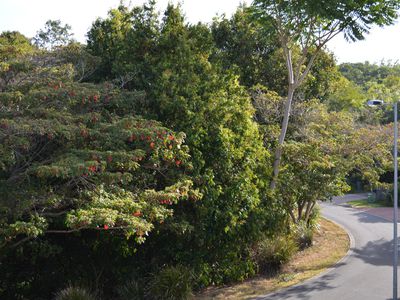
xmin=257 ymin=198 xmax=399 ymax=300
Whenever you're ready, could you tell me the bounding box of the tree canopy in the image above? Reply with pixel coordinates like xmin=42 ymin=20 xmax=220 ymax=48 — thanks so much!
xmin=1 ymin=1 xmax=399 ymax=299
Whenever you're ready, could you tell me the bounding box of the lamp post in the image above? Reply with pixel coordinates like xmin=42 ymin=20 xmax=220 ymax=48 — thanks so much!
xmin=394 ymin=101 xmax=398 ymax=300
xmin=368 ymin=100 xmax=398 ymax=299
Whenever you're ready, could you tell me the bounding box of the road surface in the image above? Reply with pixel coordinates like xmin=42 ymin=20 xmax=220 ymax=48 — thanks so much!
xmin=257 ymin=195 xmax=399 ymax=300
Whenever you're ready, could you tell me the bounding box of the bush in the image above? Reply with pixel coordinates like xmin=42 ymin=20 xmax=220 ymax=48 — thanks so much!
xmin=54 ymin=286 xmax=96 ymax=300
xmin=146 ymin=265 xmax=194 ymax=300
xmin=251 ymin=235 xmax=298 ymax=275
xmin=307 ymin=204 xmax=321 ymax=229
xmin=116 ymin=279 xmax=145 ymax=300
xmin=195 ymin=252 xmax=257 ymax=287
xmin=294 ymin=222 xmax=315 ymax=250
xmin=294 ymin=205 xmax=320 ymax=249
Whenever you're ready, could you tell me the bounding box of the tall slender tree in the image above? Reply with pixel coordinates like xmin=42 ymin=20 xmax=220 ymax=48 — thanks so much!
xmin=252 ymin=0 xmax=400 ymax=188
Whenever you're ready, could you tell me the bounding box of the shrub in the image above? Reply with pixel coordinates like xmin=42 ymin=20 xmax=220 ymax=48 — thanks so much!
xmin=294 ymin=205 xmax=320 ymax=249
xmin=251 ymin=235 xmax=298 ymax=275
xmin=294 ymin=222 xmax=315 ymax=250
xmin=54 ymin=286 xmax=96 ymax=300
xmin=116 ymin=279 xmax=145 ymax=300
xmin=307 ymin=204 xmax=321 ymax=230
xmin=146 ymin=265 xmax=194 ymax=300
xmin=195 ymin=252 xmax=257 ymax=287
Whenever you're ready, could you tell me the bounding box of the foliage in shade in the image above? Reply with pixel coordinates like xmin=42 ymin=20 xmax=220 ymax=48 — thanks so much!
xmin=54 ymin=286 xmax=96 ymax=300
xmin=146 ymin=265 xmax=194 ymax=300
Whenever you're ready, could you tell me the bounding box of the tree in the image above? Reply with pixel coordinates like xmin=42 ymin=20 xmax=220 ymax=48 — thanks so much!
xmin=56 ymin=42 xmax=101 ymax=82
xmin=211 ymin=5 xmax=277 ymax=88
xmin=252 ymin=0 xmax=400 ymax=188
xmin=0 ymin=19 xmax=205 ymax=297
xmin=33 ymin=20 xmax=74 ymax=50
xmin=340 ymin=61 xmax=400 ymax=87
xmin=145 ymin=5 xmax=274 ymax=284
xmin=251 ymin=87 xmax=393 ymax=226
xmin=347 ymin=123 xmax=393 ymax=189
xmin=0 ymin=31 xmax=34 ymax=59
xmin=327 ymin=75 xmax=366 ymax=111
xmin=279 ymin=103 xmax=354 ymax=224
xmin=0 ymin=80 xmax=200 ymax=251
xmin=87 ymin=1 xmax=159 ymax=87
xmin=0 ymin=31 xmax=37 ymax=92
xmin=0 ymin=30 xmax=85 ymax=92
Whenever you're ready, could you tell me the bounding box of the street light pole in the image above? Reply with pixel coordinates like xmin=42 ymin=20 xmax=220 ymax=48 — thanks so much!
xmin=368 ymin=99 xmax=399 ymax=299
xmin=394 ymin=101 xmax=398 ymax=300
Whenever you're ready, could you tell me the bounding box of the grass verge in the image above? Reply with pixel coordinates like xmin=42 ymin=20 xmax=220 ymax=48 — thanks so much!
xmin=346 ymin=198 xmax=387 ymax=208
xmin=194 ymin=218 xmax=349 ymax=300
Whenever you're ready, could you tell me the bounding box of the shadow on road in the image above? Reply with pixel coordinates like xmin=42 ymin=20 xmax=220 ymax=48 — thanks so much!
xmin=253 ymin=273 xmax=338 ymax=300
xmin=350 ymin=209 xmax=391 ymax=224
xmin=352 ymin=238 xmax=394 ymax=266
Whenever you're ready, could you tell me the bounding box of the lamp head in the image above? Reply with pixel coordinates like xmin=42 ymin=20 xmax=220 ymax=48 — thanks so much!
xmin=367 ymin=99 xmax=384 ymax=107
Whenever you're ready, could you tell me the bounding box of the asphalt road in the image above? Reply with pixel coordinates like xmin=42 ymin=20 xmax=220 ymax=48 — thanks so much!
xmin=257 ymin=196 xmax=400 ymax=300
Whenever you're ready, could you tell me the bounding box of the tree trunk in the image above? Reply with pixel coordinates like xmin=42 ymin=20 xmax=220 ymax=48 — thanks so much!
xmin=270 ymin=84 xmax=295 ymax=189
xmin=304 ymin=201 xmax=316 ymax=224
xmin=270 ymin=47 xmax=295 ymax=189
xmin=269 ymin=46 xmax=318 ymax=190
xmin=297 ymin=200 xmax=305 ymax=223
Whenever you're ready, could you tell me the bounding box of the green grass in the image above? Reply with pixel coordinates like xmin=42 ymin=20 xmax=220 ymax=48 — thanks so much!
xmin=346 ymin=198 xmax=387 ymax=208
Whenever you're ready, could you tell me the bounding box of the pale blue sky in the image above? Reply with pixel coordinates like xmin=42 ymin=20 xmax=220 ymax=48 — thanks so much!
xmin=0 ymin=0 xmax=399 ymax=64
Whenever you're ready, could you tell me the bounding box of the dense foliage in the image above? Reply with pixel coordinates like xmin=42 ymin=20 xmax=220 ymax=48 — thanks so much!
xmin=1 ymin=1 xmax=399 ymax=299
xmin=87 ymin=3 xmax=279 ymax=287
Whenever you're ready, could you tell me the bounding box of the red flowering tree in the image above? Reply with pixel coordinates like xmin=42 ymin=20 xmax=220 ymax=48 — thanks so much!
xmin=0 ymin=80 xmax=200 ymax=249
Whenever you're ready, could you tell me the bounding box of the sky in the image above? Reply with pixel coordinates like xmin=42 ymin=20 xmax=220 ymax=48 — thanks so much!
xmin=1 ymin=0 xmax=400 ymax=64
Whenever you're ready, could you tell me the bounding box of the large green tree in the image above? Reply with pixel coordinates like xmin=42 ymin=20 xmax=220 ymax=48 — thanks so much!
xmin=252 ymin=0 xmax=400 ymax=188
xmin=0 ymin=81 xmax=198 ymax=250
xmin=87 ymin=3 xmax=278 ymax=284
xmin=0 ymin=30 xmax=203 ymax=298
xmin=87 ymin=1 xmax=159 ymax=88
xmin=149 ymin=5 xmax=275 ymax=283
xmin=211 ymin=6 xmax=341 ymax=102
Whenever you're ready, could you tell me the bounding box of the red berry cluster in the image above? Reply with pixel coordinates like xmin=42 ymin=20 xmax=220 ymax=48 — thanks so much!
xmin=68 ymin=90 xmax=76 ymax=97
xmin=87 ymin=165 xmax=97 ymax=172
xmin=78 ymin=164 xmax=98 ymax=177
xmin=80 ymin=129 xmax=89 ymax=138
xmin=81 ymin=94 xmax=102 ymax=104
xmin=133 ymin=211 xmax=142 ymax=217
xmin=48 ymin=81 xmax=64 ymax=90
xmin=159 ymin=199 xmax=173 ymax=205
